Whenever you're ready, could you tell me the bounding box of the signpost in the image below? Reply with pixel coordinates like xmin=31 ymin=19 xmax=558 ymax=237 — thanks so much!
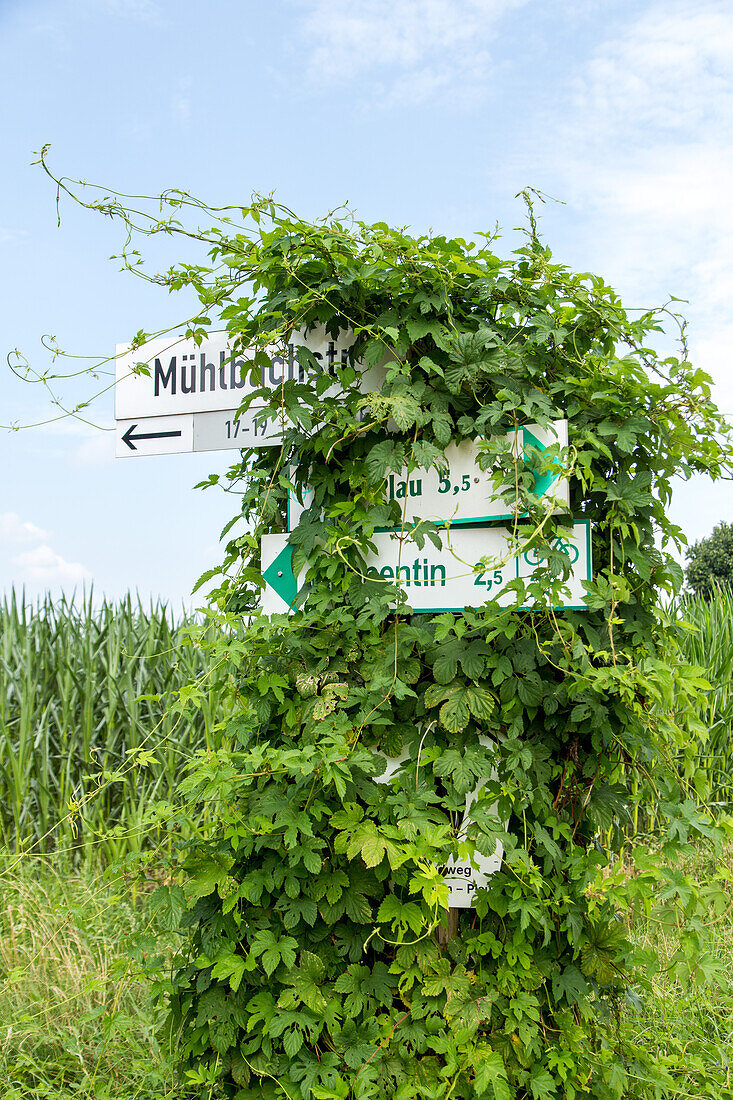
xmin=115 ymin=327 xmax=589 ymax=913
xmin=115 ymin=406 xmax=284 ymax=457
xmin=261 ymin=521 xmax=591 ymax=616
xmin=114 ymin=326 xmax=360 ymax=457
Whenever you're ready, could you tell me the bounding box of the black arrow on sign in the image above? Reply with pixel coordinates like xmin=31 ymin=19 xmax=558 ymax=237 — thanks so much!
xmin=122 ymin=423 xmax=183 ymax=451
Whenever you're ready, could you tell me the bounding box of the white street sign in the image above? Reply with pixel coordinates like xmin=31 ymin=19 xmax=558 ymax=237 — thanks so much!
xmin=373 ymin=737 xmax=504 ymax=908
xmin=260 ymin=521 xmax=591 ymax=615
xmin=115 ymin=326 xmax=356 ymax=420
xmin=113 ymin=325 xmax=385 ymax=457
xmin=287 ymin=421 xmax=569 ymax=529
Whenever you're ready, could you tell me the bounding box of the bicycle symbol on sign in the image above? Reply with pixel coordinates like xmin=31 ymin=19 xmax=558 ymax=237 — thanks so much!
xmin=522 ymin=536 xmax=579 ymax=568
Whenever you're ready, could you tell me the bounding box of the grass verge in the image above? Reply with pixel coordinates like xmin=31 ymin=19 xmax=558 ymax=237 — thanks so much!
xmin=0 ymin=855 xmax=193 ymax=1100
xmin=1 ymin=846 xmax=732 ymax=1098
xmin=622 ymin=844 xmax=733 ymax=1098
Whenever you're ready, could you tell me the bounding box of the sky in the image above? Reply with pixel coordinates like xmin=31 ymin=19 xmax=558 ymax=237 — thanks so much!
xmin=1 ymin=0 xmax=732 ymax=606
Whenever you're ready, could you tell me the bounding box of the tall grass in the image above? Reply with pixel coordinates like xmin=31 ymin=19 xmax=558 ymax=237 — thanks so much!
xmin=0 ymin=592 xmax=219 ymax=866
xmin=623 ymin=843 xmax=733 ymax=1098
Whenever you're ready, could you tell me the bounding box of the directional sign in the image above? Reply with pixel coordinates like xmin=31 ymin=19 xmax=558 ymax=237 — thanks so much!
xmin=261 ymin=541 xmax=299 ymax=607
xmin=115 ymin=326 xmax=356 ymax=420
xmin=373 ymin=736 xmax=504 ymax=908
xmin=287 ymin=421 xmax=569 ymax=530
xmin=115 ymin=407 xmax=284 ymax=457
xmin=121 ymin=421 xmax=185 ymax=451
xmin=260 ymin=521 xmax=591 ymax=615
xmin=114 ymin=325 xmax=382 ymax=457
xmin=115 ymin=414 xmax=192 ymax=457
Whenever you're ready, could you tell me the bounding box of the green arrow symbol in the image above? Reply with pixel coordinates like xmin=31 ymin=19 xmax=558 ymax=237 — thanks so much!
xmin=262 ymin=543 xmax=298 ymax=607
xmin=522 ymin=428 xmax=560 ymax=498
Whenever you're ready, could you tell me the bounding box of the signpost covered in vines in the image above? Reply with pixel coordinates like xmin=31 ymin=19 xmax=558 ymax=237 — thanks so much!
xmin=37 ymin=153 xmax=733 ymax=1099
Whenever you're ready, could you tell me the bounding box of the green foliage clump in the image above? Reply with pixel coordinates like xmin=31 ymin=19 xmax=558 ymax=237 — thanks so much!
xmin=157 ymin=204 xmax=731 ymax=1099
xmin=686 ymin=521 xmax=733 ymax=598
xmin=35 ymin=156 xmax=733 ymax=1099
xmin=4 ymin=849 xmax=733 ymax=1100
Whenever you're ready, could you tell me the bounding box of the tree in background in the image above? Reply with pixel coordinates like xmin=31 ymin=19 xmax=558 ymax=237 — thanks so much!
xmin=686 ymin=521 xmax=733 ymax=597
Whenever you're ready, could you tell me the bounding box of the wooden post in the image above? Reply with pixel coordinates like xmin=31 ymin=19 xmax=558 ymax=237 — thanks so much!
xmin=437 ymin=906 xmax=460 ymax=945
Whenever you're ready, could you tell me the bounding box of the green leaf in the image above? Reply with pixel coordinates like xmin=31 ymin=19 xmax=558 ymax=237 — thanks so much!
xmin=474 ymin=1050 xmax=511 ymax=1100
xmin=424 ymin=681 xmax=449 ymax=708
xmin=291 ymin=972 xmax=328 ymax=1013
xmin=389 ymin=392 xmax=421 ymax=431
xmin=366 ymin=439 xmax=405 ymax=481
xmin=196 ymin=987 xmax=238 ymax=1054
xmin=433 ymin=749 xmax=477 ymax=795
xmin=407 ymin=317 xmax=435 ymax=341
xmin=299 ymin=950 xmax=326 ymax=983
xmin=283 ymin=1027 xmax=304 ymax=1057
xmin=433 ymin=645 xmax=458 ymax=684
xmin=184 ymin=855 xmax=232 ymax=902
xmin=344 ymin=891 xmax=373 ymax=924
xmin=517 ymin=674 xmax=543 ymax=708
xmin=551 ymin=965 xmax=589 ymax=1006
xmin=247 ymin=930 xmax=298 ymax=977
xmin=529 ymin=1067 xmax=557 ymax=1099
xmin=436 ymin=684 xmax=470 ymax=732
xmin=460 ymin=640 xmax=490 ymax=679
xmin=466 ymin=684 xmax=495 ymax=720
xmin=360 ymin=834 xmax=387 ymax=867
xmin=211 ymin=950 xmax=247 ymax=992
xmin=377 ymin=894 xmax=425 ymax=936
xmin=149 ymin=884 xmax=185 ymax=931
xmin=431 ymin=410 xmax=453 ymax=445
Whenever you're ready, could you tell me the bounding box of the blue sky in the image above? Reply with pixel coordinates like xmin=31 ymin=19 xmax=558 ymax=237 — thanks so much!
xmin=1 ymin=0 xmax=732 ymax=605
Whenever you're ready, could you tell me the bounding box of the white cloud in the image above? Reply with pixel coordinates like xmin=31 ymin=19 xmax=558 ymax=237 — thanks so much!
xmin=518 ymin=2 xmax=733 ymax=425
xmin=23 ymin=419 xmax=116 ymax=466
xmin=380 ymin=48 xmax=497 ymax=109
xmin=554 ymin=146 xmax=733 ymax=301
xmin=0 ymin=514 xmax=91 ymax=592
xmin=689 ymin=324 xmax=733 ymax=416
xmin=296 ymin=0 xmax=528 ymax=105
xmin=0 ymin=513 xmax=48 ymax=545
xmin=573 ymin=2 xmax=733 ymax=140
xmin=173 ymin=76 xmax=192 ymax=125
xmin=558 ymin=2 xmax=733 ymax=277
xmin=72 ymin=428 xmax=115 ymax=467
xmin=0 ymin=227 xmax=27 ymax=245
xmin=12 ymin=545 xmax=91 ymax=588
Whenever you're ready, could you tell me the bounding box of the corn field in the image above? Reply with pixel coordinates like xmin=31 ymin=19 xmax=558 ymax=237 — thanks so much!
xmin=0 ymin=592 xmax=220 ymax=866
xmin=676 ymin=586 xmax=733 ymax=811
